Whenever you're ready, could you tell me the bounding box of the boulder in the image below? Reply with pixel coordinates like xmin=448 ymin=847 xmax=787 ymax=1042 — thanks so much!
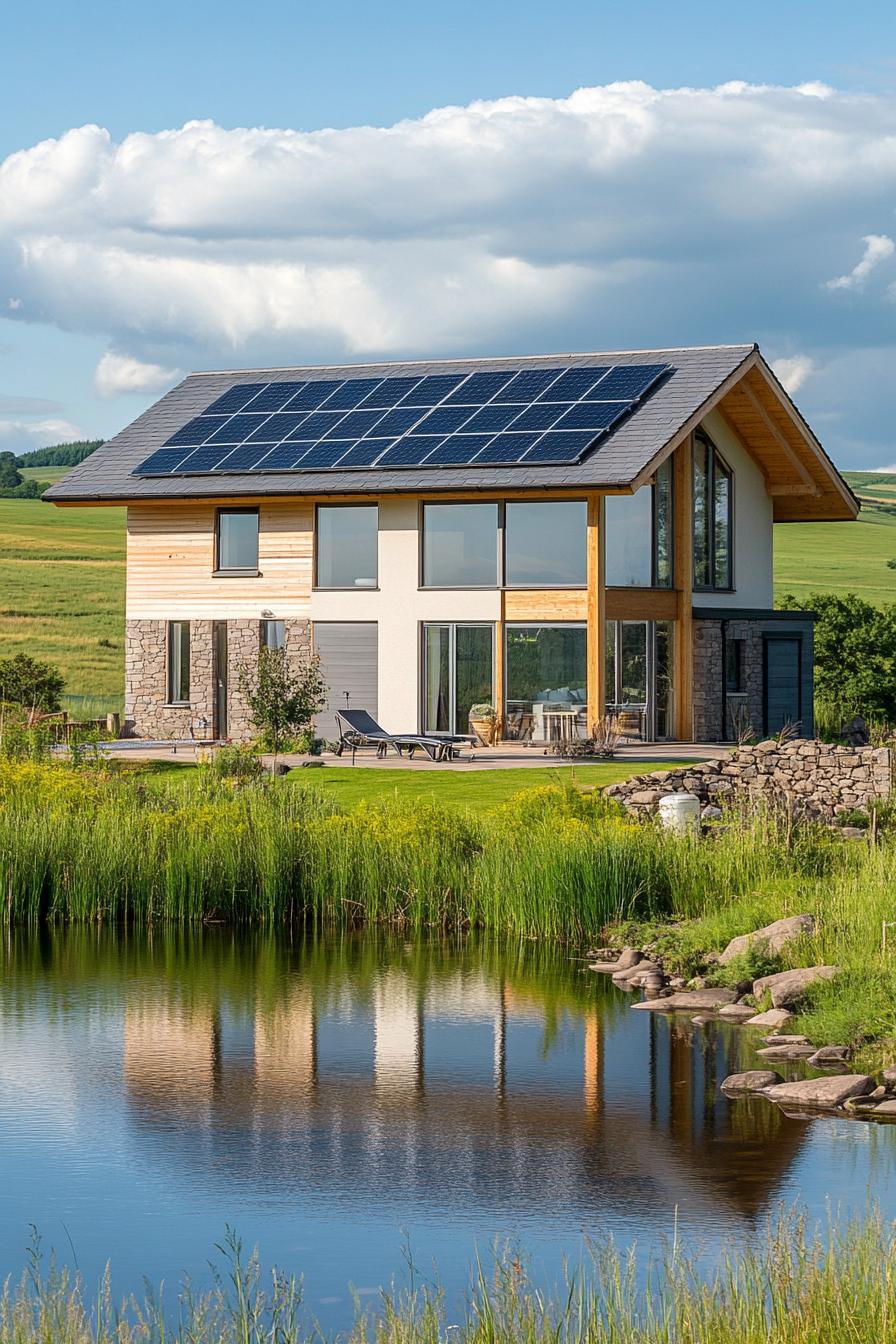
xmin=614 ymin=948 xmax=642 ymax=971
xmin=588 ymin=961 xmax=622 ymax=973
xmin=756 ymin=1043 xmax=817 ymax=1060
xmin=752 ymin=965 xmax=839 ymax=1008
xmin=760 ymin=1034 xmax=807 ymax=1045
xmin=872 ymin=1099 xmax=896 ymax=1116
xmin=631 ymin=988 xmax=738 ymax=1012
xmin=717 ymin=1003 xmax=757 ymax=1022
xmin=762 ymin=1075 xmax=874 ymax=1109
xmin=806 ymin=1045 xmax=852 ymax=1066
xmin=721 ymin=1070 xmax=783 ymax=1093
xmin=719 ymin=914 xmax=816 ymax=966
xmin=880 ymin=1066 xmax=896 ymax=1088
xmin=745 ymin=1008 xmax=794 ymax=1029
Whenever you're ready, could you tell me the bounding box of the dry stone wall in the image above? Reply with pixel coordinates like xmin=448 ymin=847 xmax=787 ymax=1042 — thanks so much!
xmin=605 ymin=739 xmax=893 ymax=821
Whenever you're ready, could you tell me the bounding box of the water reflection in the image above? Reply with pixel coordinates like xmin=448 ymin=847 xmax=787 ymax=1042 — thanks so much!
xmin=0 ymin=927 xmax=886 ymax=1327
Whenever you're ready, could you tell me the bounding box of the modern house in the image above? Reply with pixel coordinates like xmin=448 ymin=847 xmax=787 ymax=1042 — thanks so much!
xmin=45 ymin=345 xmax=857 ymax=745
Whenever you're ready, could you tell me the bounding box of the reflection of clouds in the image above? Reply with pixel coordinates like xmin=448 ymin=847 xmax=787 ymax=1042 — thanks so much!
xmin=0 ymin=1021 xmax=81 ymax=1131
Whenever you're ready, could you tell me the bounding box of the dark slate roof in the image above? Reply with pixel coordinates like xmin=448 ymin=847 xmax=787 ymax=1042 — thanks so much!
xmin=45 ymin=345 xmax=756 ymax=502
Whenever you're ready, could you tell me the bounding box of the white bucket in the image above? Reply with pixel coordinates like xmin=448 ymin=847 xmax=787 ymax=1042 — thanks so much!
xmin=658 ymin=792 xmax=701 ymax=836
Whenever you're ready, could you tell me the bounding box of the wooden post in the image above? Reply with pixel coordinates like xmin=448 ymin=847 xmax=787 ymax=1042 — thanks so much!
xmin=673 ymin=438 xmax=694 ymax=740
xmin=586 ymin=494 xmax=605 ymax=732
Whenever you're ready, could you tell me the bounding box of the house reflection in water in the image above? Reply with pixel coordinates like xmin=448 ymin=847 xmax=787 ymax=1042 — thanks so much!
xmin=121 ymin=952 xmax=806 ymax=1226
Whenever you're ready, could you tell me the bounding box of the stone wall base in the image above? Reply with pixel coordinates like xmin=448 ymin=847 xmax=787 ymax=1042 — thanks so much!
xmin=606 ymin=740 xmax=894 ymax=823
xmin=124 ymin=618 xmax=312 ymax=742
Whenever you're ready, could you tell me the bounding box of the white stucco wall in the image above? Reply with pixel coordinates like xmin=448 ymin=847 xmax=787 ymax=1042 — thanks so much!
xmin=309 ymin=497 xmax=500 ymax=733
xmin=692 ymin=409 xmax=774 ymax=609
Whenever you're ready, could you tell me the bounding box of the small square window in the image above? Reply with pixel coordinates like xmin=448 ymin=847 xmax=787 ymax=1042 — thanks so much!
xmin=216 ymin=509 xmax=259 ymax=572
xmin=261 ymin=620 xmax=285 ymax=651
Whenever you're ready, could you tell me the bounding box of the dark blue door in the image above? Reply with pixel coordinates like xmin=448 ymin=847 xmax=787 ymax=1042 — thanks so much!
xmin=764 ymin=638 xmax=801 ymax=734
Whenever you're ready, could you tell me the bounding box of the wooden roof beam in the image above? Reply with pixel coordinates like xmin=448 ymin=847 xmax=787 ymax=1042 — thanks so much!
xmin=737 ymin=379 xmax=818 ymax=493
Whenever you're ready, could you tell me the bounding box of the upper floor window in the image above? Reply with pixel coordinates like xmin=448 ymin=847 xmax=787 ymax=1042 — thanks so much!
xmin=422 ymin=502 xmax=498 ymax=587
xmin=316 ymin=504 xmax=378 ymax=588
xmin=216 ymin=508 xmax=259 ymax=574
xmin=167 ymin=620 xmax=190 ymax=704
xmin=693 ymin=431 xmax=733 ymax=590
xmin=604 ymin=458 xmax=673 ymax=588
xmin=504 ymin=501 xmax=587 ymax=587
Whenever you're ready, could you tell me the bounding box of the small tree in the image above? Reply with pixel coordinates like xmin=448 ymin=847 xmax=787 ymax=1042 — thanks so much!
xmin=0 ymin=653 xmax=65 ymax=713
xmin=238 ymin=646 xmax=328 ymax=759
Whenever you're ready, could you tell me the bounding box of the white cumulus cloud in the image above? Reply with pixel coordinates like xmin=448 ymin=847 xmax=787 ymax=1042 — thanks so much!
xmin=0 ymin=418 xmax=85 ymax=455
xmin=826 ymin=234 xmax=896 ymax=291
xmin=4 ymin=82 xmax=896 ymax=463
xmin=772 ymin=355 xmax=815 ymax=393
xmin=94 ymin=351 xmax=181 ymax=399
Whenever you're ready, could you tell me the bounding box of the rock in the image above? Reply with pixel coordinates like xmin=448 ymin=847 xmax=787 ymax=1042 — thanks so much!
xmin=615 ymin=948 xmax=642 ymax=971
xmin=757 ymin=1043 xmax=817 ymax=1060
xmin=701 ymin=806 xmax=723 ymax=821
xmin=588 ymin=961 xmax=622 ymax=973
xmin=300 ymin=759 xmax=324 ymax=768
xmin=882 ymin=1066 xmax=896 ymax=1088
xmin=840 ymin=827 xmax=867 ymax=840
xmin=719 ymin=914 xmax=816 ymax=966
xmin=687 ymin=976 xmax=707 ymax=989
xmin=752 ymin=965 xmax=839 ymax=1009
xmin=721 ymin=1070 xmax=783 ymax=1093
xmin=668 ymin=976 xmax=687 ymax=989
xmin=691 ymin=1015 xmax=712 ymax=1025
xmin=631 ymin=988 xmax=738 ymax=1012
xmin=872 ymin=1099 xmax=896 ymax=1116
xmin=806 ymin=1045 xmax=852 ymax=1066
xmin=745 ymin=1008 xmax=794 ymax=1029
xmin=870 ymin=1085 xmax=887 ymax=1099
xmin=762 ymin=1075 xmax=874 ymax=1109
xmin=760 ymin=1034 xmax=808 ymax=1045
xmin=717 ymin=1003 xmax=757 ymax=1022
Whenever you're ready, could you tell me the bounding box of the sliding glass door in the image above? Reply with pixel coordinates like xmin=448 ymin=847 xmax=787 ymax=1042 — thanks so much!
xmin=423 ymin=624 xmax=494 ymax=736
xmin=605 ymin=620 xmax=675 ymax=740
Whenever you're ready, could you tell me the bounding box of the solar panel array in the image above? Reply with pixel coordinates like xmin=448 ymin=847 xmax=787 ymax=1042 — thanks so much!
xmin=133 ymin=363 xmax=671 ymax=477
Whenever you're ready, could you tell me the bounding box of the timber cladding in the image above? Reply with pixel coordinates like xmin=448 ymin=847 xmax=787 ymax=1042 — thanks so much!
xmin=126 ymin=501 xmax=314 ymax=619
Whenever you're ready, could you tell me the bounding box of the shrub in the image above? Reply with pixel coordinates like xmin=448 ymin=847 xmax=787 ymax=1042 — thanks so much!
xmin=0 ymin=654 xmax=65 ymax=712
xmin=200 ymin=743 xmax=265 ymax=784
xmin=238 ymin=647 xmax=327 ymax=756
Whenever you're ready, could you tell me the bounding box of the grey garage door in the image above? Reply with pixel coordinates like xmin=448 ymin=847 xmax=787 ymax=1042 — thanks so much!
xmin=764 ymin=637 xmax=801 ymax=735
xmin=313 ymin=622 xmax=378 ymax=739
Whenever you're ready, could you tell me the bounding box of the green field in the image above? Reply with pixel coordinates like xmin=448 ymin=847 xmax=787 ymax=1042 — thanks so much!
xmin=1 ymin=469 xmax=894 ymax=704
xmin=0 ymin=497 xmax=125 ymax=710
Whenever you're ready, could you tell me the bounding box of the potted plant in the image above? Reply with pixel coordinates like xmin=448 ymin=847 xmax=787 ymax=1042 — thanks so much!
xmin=469 ymin=703 xmax=498 ymax=746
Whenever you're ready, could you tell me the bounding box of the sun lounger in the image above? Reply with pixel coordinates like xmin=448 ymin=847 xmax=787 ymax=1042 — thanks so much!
xmin=334 ymin=709 xmax=454 ymax=764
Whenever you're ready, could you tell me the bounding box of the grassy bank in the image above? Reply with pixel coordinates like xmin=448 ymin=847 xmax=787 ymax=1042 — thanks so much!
xmin=5 ymin=1211 xmax=896 ymax=1343
xmin=3 ymin=759 xmax=895 ymax=1059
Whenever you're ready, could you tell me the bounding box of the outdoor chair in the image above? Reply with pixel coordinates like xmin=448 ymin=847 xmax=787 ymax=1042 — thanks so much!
xmin=334 ymin=709 xmax=457 ymax=764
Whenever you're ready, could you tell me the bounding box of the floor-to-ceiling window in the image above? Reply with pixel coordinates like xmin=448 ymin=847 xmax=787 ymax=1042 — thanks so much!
xmin=605 ymin=620 xmax=675 ymax=740
xmin=423 ymin=624 xmax=494 ymax=736
xmin=504 ymin=625 xmax=587 ymax=742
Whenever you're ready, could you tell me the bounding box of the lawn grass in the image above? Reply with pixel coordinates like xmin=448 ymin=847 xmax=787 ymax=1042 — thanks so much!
xmin=288 ymin=760 xmax=686 ymax=810
xmin=0 ymin=498 xmax=125 ymax=710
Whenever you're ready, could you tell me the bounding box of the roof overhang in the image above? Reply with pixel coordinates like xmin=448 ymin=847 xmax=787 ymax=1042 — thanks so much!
xmin=631 ymin=350 xmax=858 ymax=522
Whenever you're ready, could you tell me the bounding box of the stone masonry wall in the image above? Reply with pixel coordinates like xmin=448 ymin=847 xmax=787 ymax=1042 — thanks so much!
xmin=125 ymin=617 xmax=314 ymax=741
xmin=692 ymin=620 xmax=764 ymax=742
xmin=605 ymin=739 xmax=894 ymax=822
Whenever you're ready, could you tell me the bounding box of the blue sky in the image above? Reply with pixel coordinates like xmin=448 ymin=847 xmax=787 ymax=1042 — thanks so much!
xmin=2 ymin=0 xmax=896 ymax=465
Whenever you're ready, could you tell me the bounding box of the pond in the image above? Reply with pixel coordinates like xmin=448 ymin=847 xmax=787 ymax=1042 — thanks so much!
xmin=1 ymin=928 xmax=893 ymax=1332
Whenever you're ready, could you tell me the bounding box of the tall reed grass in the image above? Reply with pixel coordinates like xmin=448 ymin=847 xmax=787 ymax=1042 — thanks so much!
xmin=4 ymin=1210 xmax=895 ymax=1343
xmin=0 ymin=761 xmax=867 ymax=939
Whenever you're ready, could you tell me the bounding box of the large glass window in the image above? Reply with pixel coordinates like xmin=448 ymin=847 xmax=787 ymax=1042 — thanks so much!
xmin=504 ymin=625 xmax=586 ymax=742
xmin=423 ymin=624 xmax=493 ymax=735
xmin=693 ymin=431 xmax=733 ymax=590
xmin=216 ymin=509 xmax=259 ymax=573
xmin=604 ymin=460 xmax=673 ymax=588
xmin=316 ymin=505 xmax=378 ymax=588
xmin=605 ymin=620 xmax=675 ymax=741
xmin=422 ymin=503 xmax=498 ymax=587
xmin=504 ymin=501 xmax=587 ymax=586
xmin=167 ymin=620 xmax=190 ymax=704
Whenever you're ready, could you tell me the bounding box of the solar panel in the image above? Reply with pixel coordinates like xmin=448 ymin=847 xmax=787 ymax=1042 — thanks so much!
xmin=286 ymin=381 xmax=344 ymax=410
xmin=134 ymin=362 xmax=672 ymax=476
xmin=243 ymin=382 xmax=306 ymax=412
xmin=203 ymin=384 xmax=267 ymax=416
xmin=319 ymin=378 xmax=383 ymax=410
xmin=205 ymin=413 xmax=271 ymax=444
xmin=442 ymin=371 xmax=514 ymax=405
